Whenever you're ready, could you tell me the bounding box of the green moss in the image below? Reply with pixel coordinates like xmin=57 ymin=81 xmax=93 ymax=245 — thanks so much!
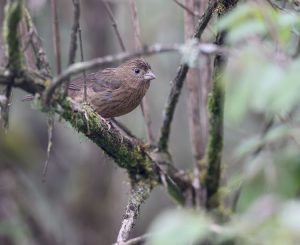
xmin=205 ymin=58 xmax=225 ymax=209
xmin=53 ymin=97 xmax=158 ymax=185
xmin=3 ymin=0 xmax=23 ymax=70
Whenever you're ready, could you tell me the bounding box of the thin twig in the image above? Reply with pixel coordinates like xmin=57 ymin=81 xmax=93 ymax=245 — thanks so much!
xmin=44 ymin=43 xmax=223 ymax=106
xmin=2 ymin=84 xmax=12 ymax=132
xmin=23 ymin=8 xmax=52 ymax=77
xmin=1 ymin=0 xmax=23 ymax=131
xmin=129 ymin=0 xmax=142 ymax=50
xmin=116 ymin=182 xmax=151 ymax=243
xmin=44 ymin=0 xmax=61 ymax=181
xmin=73 ymin=0 xmax=88 ymax=102
xmin=158 ymin=0 xmax=218 ymax=151
xmin=78 ymin=27 xmax=88 ymax=101
xmin=173 ymin=0 xmax=201 ymax=17
xmin=51 ymin=0 xmax=61 ymax=74
xmin=293 ymin=37 xmax=300 ymax=58
xmin=42 ymin=116 xmax=54 ymax=182
xmin=195 ymin=0 xmax=209 ymax=15
xmin=114 ymin=234 xmax=150 ymax=245
xmin=129 ymin=0 xmax=155 ymax=145
xmin=265 ymin=0 xmax=284 ymax=10
xmin=103 ymin=0 xmax=126 ymax=52
xmin=68 ymin=0 xmax=80 ymax=66
xmin=65 ymin=0 xmax=80 ymax=96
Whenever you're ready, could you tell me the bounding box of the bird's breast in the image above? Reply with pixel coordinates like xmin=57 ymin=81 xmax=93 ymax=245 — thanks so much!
xmin=92 ymin=80 xmax=150 ymax=118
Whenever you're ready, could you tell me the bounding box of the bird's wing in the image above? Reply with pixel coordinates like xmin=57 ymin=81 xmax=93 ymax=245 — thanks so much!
xmin=68 ymin=73 xmax=95 ymax=91
xmin=69 ymin=68 xmax=122 ymax=92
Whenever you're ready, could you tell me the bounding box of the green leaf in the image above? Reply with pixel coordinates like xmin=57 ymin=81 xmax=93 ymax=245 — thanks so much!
xmin=146 ymin=210 xmax=210 ymax=245
xmin=227 ymin=20 xmax=266 ymax=43
xmin=217 ymin=3 xmax=258 ymax=31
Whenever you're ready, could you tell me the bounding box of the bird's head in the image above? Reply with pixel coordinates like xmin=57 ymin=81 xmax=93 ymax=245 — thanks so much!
xmin=117 ymin=58 xmax=156 ymax=86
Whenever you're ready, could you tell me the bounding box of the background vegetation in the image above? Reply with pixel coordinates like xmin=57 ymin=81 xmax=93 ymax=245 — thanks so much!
xmin=1 ymin=0 xmax=300 ymax=245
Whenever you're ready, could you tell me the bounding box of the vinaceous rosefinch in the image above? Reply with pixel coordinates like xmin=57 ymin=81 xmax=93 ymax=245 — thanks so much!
xmin=68 ymin=58 xmax=156 ymax=118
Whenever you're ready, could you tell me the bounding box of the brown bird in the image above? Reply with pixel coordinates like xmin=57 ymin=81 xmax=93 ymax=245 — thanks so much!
xmin=68 ymin=58 xmax=156 ymax=118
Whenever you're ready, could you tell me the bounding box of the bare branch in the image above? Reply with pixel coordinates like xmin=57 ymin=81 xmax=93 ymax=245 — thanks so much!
xmin=68 ymin=0 xmax=80 ymax=66
xmin=64 ymin=0 xmax=81 ymax=97
xmin=116 ymin=182 xmax=151 ymax=244
xmin=129 ymin=0 xmax=154 ymax=145
xmin=265 ymin=0 xmax=284 ymax=10
xmin=1 ymin=0 xmax=23 ymax=130
xmin=51 ymin=0 xmax=61 ymax=74
xmin=23 ymin=8 xmax=52 ymax=77
xmin=114 ymin=234 xmax=150 ymax=245
xmin=78 ymin=27 xmax=88 ymax=102
xmin=158 ymin=0 xmax=218 ymax=151
xmin=42 ymin=116 xmax=54 ymax=182
xmin=1 ymin=83 xmax=12 ymax=131
xmin=103 ymin=0 xmax=126 ymax=52
xmin=184 ymin=0 xmax=205 ymax=207
xmin=128 ymin=0 xmax=142 ymax=50
xmin=173 ymin=0 xmax=201 ymax=17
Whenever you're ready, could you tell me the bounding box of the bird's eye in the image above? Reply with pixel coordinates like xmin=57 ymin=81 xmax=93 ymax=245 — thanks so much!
xmin=134 ymin=68 xmax=140 ymax=74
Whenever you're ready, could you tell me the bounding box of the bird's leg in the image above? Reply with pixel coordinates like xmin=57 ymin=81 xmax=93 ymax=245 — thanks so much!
xmin=69 ymin=98 xmax=114 ymax=132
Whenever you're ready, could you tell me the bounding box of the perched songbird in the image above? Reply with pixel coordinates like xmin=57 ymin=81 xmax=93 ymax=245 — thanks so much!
xmin=68 ymin=58 xmax=156 ymax=118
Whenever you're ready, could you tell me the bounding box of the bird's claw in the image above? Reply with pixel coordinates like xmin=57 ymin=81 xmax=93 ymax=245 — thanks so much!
xmin=100 ymin=116 xmax=112 ymax=130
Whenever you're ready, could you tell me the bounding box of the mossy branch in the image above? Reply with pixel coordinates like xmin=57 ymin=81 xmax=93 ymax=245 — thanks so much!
xmin=0 ymin=70 xmax=190 ymax=201
xmin=204 ymin=0 xmax=239 ymax=210
xmin=3 ymin=0 xmax=23 ymax=70
xmin=58 ymin=97 xmax=158 ymax=183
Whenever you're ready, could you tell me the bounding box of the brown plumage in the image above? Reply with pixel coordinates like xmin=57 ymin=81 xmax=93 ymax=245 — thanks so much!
xmin=68 ymin=58 xmax=156 ymax=118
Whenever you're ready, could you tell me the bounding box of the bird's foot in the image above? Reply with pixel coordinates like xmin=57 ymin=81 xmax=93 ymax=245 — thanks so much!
xmin=100 ymin=116 xmax=113 ymax=130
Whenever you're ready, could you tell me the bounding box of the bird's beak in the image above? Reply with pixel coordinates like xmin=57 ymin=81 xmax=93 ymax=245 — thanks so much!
xmin=144 ymin=70 xmax=156 ymax=80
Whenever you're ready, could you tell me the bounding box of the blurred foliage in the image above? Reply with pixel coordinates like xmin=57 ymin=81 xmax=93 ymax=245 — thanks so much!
xmin=147 ymin=1 xmax=300 ymax=245
xmin=1 ymin=0 xmax=300 ymax=244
